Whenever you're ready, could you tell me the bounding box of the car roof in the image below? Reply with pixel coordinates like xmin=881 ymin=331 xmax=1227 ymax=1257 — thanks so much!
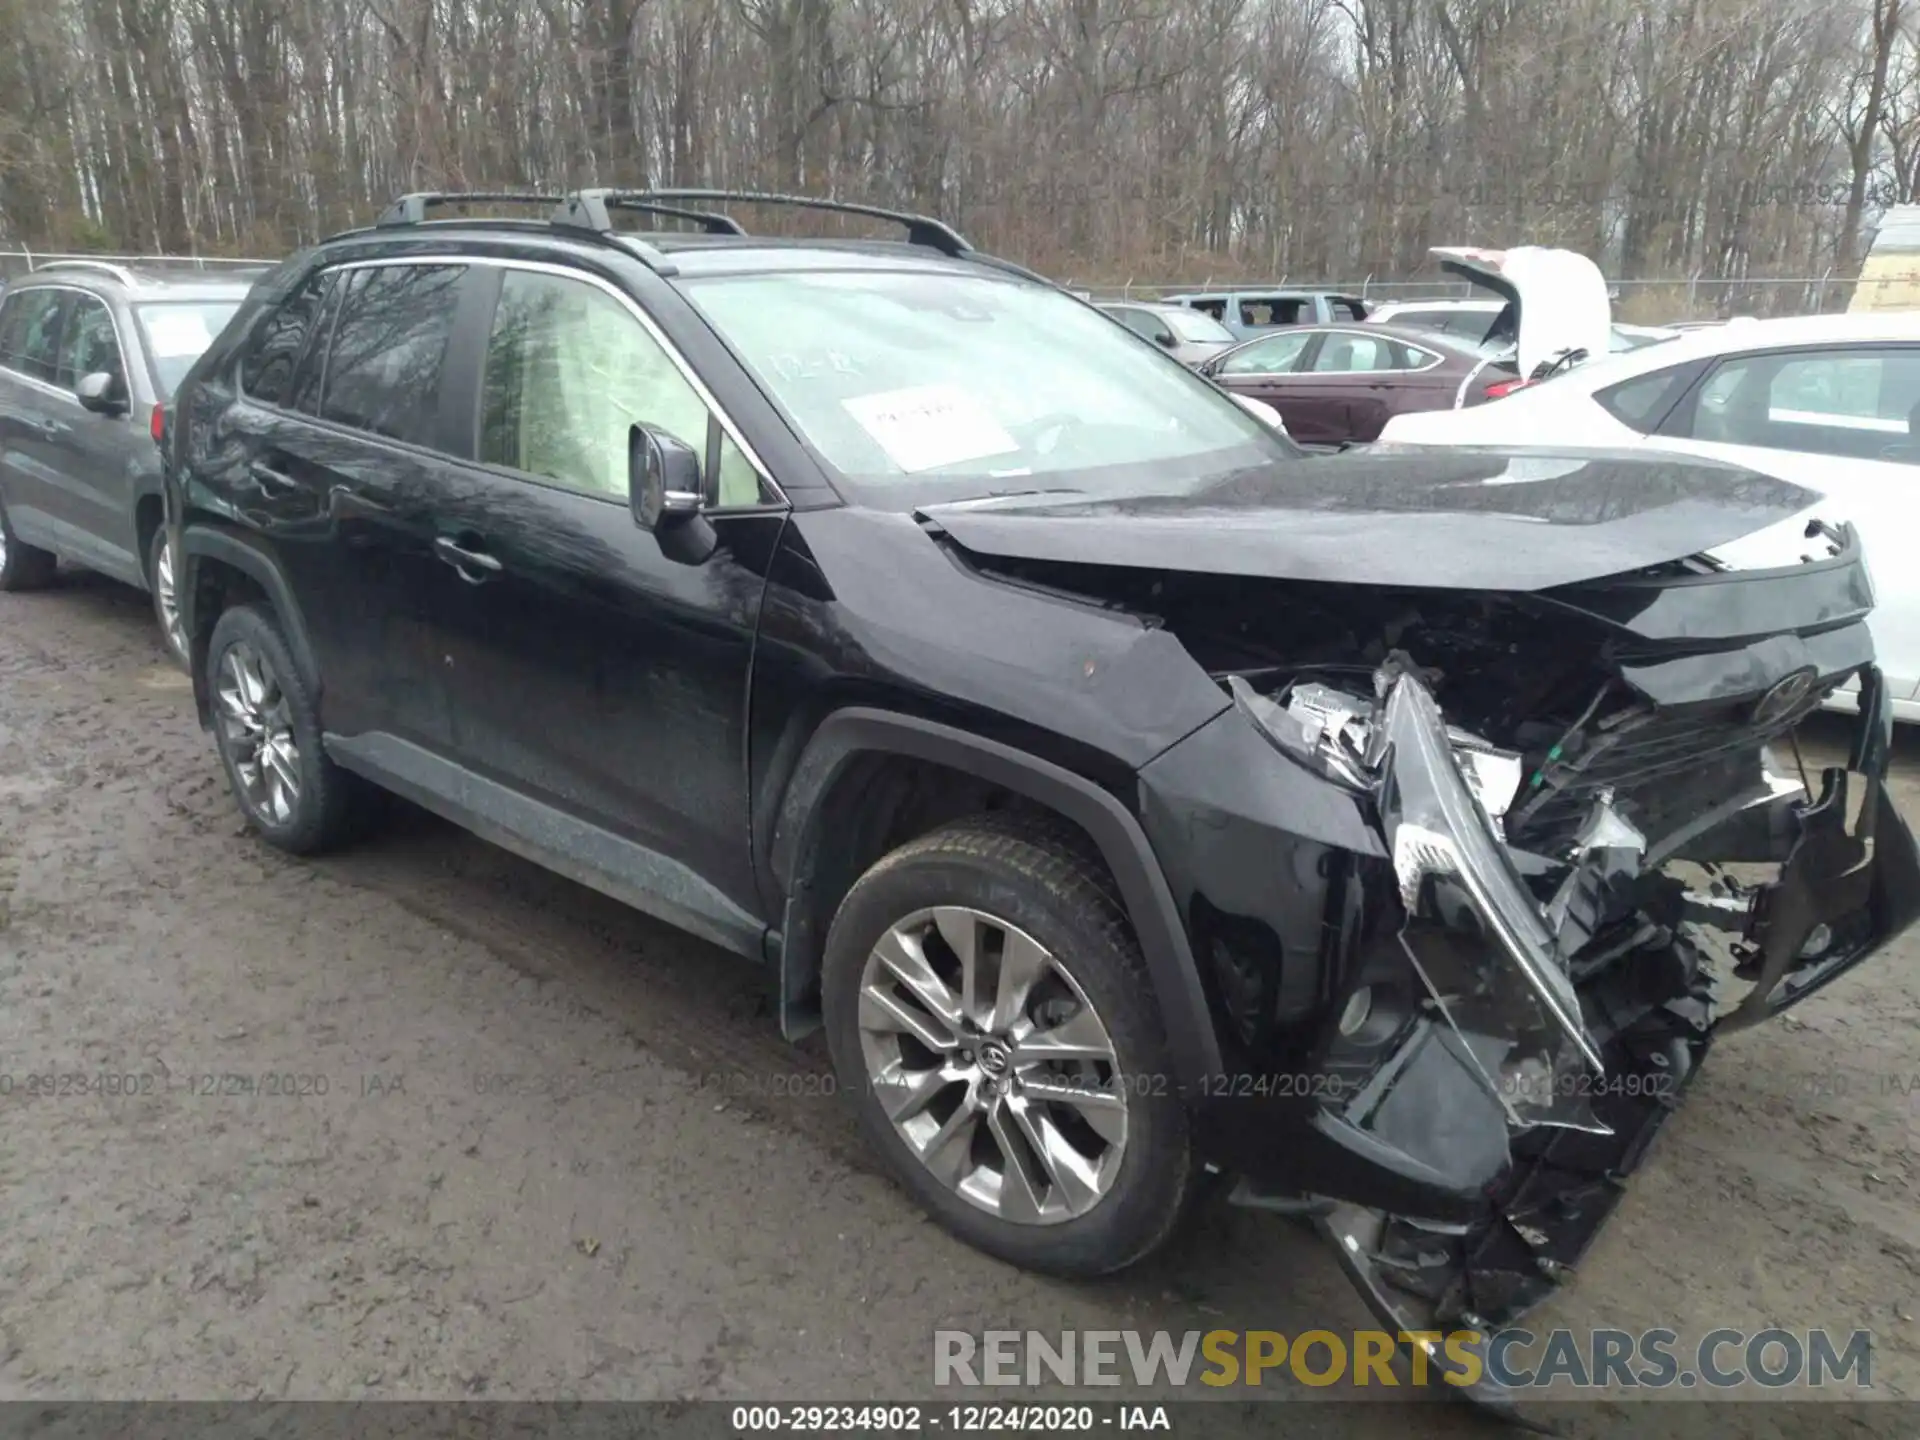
xmin=1164 ymin=288 xmax=1335 ymax=301
xmin=1099 ymin=299 xmax=1207 ymax=317
xmin=1586 ymin=310 xmax=1920 ymax=371
xmin=9 ymin=262 xmax=266 ymax=301
xmin=1372 ymin=297 xmax=1503 ymax=312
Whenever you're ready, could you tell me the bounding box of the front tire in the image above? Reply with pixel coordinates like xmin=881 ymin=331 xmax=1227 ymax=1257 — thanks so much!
xmin=822 ymin=814 xmax=1197 ymax=1276
xmin=0 ymin=494 xmax=57 ymax=592
xmin=206 ymin=602 xmax=366 ymax=855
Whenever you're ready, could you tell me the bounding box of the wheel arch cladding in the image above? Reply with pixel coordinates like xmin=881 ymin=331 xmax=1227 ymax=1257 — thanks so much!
xmin=180 ymin=527 xmax=321 ymax=727
xmin=770 ymin=708 xmax=1224 ymax=1090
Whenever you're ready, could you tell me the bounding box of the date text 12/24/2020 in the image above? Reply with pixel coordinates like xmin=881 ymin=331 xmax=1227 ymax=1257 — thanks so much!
xmin=730 ymin=1405 xmax=1172 ymax=1433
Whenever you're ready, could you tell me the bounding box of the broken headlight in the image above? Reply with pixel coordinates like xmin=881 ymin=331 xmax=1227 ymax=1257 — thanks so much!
xmin=1229 ymin=674 xmax=1524 ymax=834
xmin=1231 ymin=668 xmax=1609 ymax=1135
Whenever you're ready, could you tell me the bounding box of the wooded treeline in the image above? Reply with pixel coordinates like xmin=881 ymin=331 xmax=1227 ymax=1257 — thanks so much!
xmin=1 ymin=0 xmax=1916 ymax=287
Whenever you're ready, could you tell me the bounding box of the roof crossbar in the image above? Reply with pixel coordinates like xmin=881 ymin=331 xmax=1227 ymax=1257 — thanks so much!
xmin=376 ymin=192 xmax=563 ymax=227
xmin=553 ymin=188 xmax=973 ymax=257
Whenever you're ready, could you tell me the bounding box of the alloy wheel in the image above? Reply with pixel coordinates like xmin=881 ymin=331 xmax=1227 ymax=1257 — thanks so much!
xmin=215 ymin=640 xmax=302 ymax=825
xmin=154 ymin=536 xmax=187 ymax=660
xmin=0 ymin=521 xmax=9 ymax=572
xmin=857 ymin=905 xmax=1128 ymax=1225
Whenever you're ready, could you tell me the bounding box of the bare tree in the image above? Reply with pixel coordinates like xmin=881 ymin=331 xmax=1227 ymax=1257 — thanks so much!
xmin=1 ymin=0 xmax=1915 ymax=302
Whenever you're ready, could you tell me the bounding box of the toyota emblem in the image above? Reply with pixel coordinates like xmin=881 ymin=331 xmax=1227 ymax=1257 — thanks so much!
xmin=1753 ymin=667 xmax=1819 ymax=725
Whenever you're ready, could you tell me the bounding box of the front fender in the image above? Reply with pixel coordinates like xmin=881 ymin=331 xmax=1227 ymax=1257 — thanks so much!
xmin=767 ymin=707 xmax=1224 ymax=1092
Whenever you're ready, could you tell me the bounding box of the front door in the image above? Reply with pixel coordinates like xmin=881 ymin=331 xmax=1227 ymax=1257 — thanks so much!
xmin=1209 ymin=329 xmax=1327 ymax=439
xmin=420 ymin=264 xmax=785 ymax=946
xmin=49 ymin=290 xmax=144 ymax=581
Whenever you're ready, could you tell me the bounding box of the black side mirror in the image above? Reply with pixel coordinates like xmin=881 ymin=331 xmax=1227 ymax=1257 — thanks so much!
xmin=76 ymin=370 xmax=127 ymax=416
xmin=629 ymin=422 xmax=716 ymax=565
xmin=1154 ymin=330 xmax=1177 ymax=349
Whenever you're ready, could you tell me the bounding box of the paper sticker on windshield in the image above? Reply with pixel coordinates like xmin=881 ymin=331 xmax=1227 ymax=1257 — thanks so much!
xmin=143 ymin=310 xmax=216 ymax=358
xmin=842 ymin=384 xmax=1019 ymax=472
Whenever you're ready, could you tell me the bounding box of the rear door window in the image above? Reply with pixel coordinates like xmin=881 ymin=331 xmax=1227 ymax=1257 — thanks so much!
xmin=1240 ymin=297 xmax=1308 ymax=327
xmin=240 ymin=270 xmax=337 ymax=409
xmin=1309 ymin=332 xmax=1409 ymax=373
xmin=0 ymin=289 xmax=68 ymax=384
xmin=319 ymin=264 xmax=466 ymax=444
xmin=55 ymin=295 xmax=123 ymax=391
xmin=1330 ymin=298 xmax=1368 ymax=321
xmin=1669 ymin=346 xmax=1920 ymax=463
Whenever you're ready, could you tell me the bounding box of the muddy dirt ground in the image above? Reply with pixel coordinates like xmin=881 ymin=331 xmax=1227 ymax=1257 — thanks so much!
xmin=2 ymin=571 xmax=1918 ymax=1440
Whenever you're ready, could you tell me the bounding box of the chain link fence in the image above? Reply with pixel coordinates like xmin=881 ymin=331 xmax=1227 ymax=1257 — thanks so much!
xmin=4 ymin=249 xmax=1909 ymax=323
xmin=1066 ymin=273 xmax=1899 ymax=321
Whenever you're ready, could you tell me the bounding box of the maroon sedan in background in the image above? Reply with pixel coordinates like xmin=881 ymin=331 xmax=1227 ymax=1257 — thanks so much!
xmin=1198 ymin=322 xmax=1518 ymax=447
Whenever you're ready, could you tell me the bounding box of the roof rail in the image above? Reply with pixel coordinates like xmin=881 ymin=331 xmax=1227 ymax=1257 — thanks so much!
xmin=33 ymin=258 xmax=139 ymax=286
xmin=553 ymin=188 xmax=973 ymax=257
xmin=375 ymin=192 xmax=563 ymax=227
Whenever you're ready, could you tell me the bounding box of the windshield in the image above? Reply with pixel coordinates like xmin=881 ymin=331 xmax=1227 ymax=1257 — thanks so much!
xmin=682 ymin=270 xmax=1288 ymax=497
xmin=1163 ymin=308 xmax=1235 ymax=344
xmin=135 ymin=301 xmax=240 ymax=397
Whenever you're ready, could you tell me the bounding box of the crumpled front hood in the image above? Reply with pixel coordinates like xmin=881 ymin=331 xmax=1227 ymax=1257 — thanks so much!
xmin=917 ymin=449 xmax=1822 ymax=592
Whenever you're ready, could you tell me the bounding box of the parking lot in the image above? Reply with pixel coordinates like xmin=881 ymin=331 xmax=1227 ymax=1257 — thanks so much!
xmin=2 ymin=568 xmax=1918 ymax=1437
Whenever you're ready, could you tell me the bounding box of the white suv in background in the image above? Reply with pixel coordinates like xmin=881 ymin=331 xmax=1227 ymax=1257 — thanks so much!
xmin=1378 ymin=312 xmax=1920 ymax=719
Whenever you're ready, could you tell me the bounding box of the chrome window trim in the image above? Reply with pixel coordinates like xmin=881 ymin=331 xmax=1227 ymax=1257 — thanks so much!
xmin=0 ymin=282 xmax=136 ymax=406
xmin=321 ymin=253 xmax=785 ymax=509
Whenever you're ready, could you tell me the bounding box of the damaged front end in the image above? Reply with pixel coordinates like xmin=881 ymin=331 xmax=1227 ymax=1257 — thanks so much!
xmin=1244 ymin=664 xmax=1904 ymax=1413
xmin=1106 ymin=534 xmax=1920 ymax=1413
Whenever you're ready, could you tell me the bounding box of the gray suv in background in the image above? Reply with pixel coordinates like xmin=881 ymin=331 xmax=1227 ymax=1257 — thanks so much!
xmin=0 ymin=259 xmax=259 ymax=662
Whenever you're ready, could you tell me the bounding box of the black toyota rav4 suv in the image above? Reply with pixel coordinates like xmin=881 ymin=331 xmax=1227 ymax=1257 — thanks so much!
xmin=167 ymin=190 xmax=1918 ymax=1401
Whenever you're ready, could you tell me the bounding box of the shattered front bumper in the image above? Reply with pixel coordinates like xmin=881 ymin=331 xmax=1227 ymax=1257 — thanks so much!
xmin=1307 ymin=663 xmax=1920 ymax=1399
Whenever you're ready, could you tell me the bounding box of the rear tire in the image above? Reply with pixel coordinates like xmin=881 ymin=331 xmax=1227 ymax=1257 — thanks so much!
xmin=206 ymin=602 xmax=370 ymax=854
xmin=823 ymin=813 xmax=1198 ymax=1277
xmin=0 ymin=495 xmax=58 ymax=592
xmin=147 ymin=526 xmax=189 ymax=667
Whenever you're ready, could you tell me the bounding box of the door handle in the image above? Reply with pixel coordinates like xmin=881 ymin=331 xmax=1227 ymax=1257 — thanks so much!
xmin=434 ymin=535 xmax=503 ymax=583
xmin=249 ymin=461 xmax=299 ymax=492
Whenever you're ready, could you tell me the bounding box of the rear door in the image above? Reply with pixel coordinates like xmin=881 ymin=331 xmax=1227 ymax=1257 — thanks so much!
xmin=1294 ymin=329 xmax=1442 ymax=440
xmin=414 ymin=262 xmax=783 ymax=937
xmin=1652 ymin=342 xmax=1920 ymax=700
xmin=0 ymin=287 xmax=73 ymax=552
xmin=213 ymin=260 xmax=472 ymax=748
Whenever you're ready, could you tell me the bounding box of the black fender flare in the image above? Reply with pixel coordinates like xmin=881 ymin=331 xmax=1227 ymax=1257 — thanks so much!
xmin=179 ymin=525 xmax=322 ymax=717
xmin=769 ymin=707 xmax=1224 ymax=1092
